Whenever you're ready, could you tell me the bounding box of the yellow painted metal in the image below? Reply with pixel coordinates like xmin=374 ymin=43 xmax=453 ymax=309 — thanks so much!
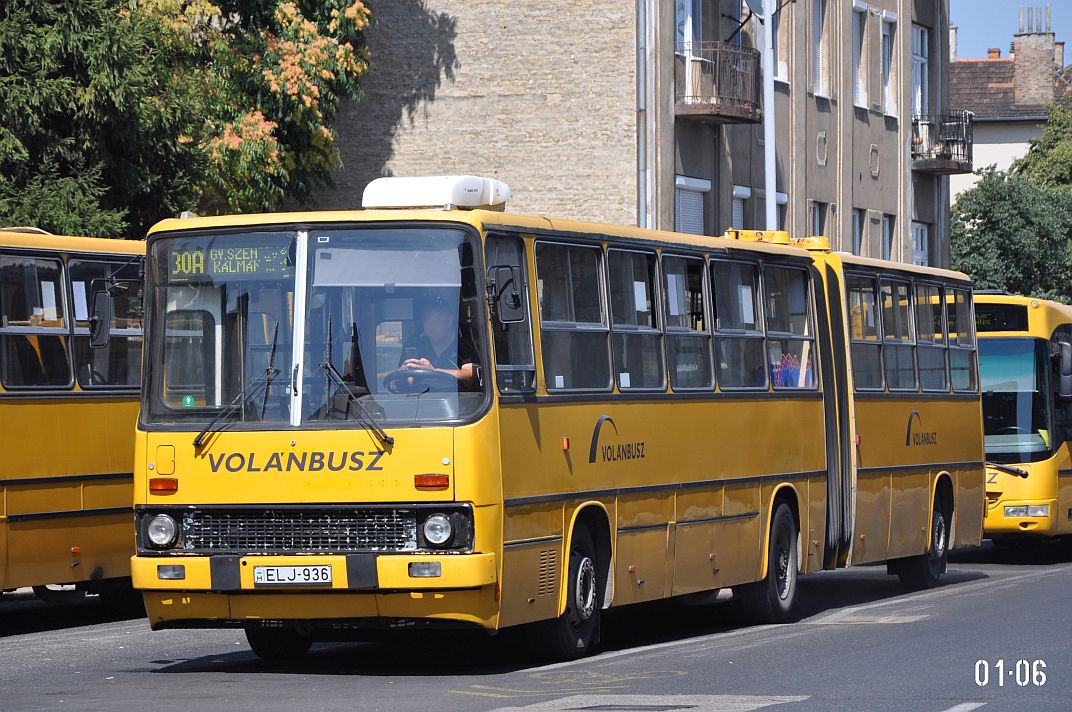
xmin=0 ymin=231 xmax=143 ymax=592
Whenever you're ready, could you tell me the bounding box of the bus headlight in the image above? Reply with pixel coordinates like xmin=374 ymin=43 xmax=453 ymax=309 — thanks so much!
xmin=1004 ymin=505 xmax=1049 ymax=518
xmin=423 ymin=513 xmax=453 ymax=545
xmin=147 ymin=513 xmax=178 ymax=547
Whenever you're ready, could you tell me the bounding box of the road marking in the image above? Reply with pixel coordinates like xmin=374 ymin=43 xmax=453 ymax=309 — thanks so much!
xmin=487 ymin=693 xmax=809 ymax=711
xmin=937 ymin=703 xmax=986 ymax=712
xmin=450 ymin=670 xmax=687 ymax=699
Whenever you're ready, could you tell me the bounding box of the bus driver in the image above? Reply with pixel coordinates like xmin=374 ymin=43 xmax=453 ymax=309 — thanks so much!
xmin=399 ymin=292 xmax=478 ymax=388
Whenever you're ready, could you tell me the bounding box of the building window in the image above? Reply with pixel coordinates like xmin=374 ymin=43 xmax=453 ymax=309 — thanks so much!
xmin=852 ymin=209 xmax=864 ymax=255
xmin=810 ymin=201 xmax=826 ymax=237
xmin=852 ymin=4 xmax=867 ymax=107
xmin=882 ymin=15 xmax=897 ymax=114
xmin=911 ymin=24 xmax=929 ymax=116
xmin=731 ymin=185 xmax=751 ymax=230
xmin=812 ymin=0 xmax=828 ymax=95
xmin=675 ymin=0 xmax=702 ymax=50
xmin=674 ymin=175 xmax=711 ymax=235
xmin=777 ymin=192 xmax=788 ymax=231
xmin=911 ymin=221 xmax=929 ymax=266
xmin=881 ymin=214 xmax=894 ymax=261
xmin=772 ymin=4 xmax=789 ymax=81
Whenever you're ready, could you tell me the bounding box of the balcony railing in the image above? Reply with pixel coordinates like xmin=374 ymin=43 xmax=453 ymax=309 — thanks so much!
xmin=911 ymin=112 xmax=974 ymax=174
xmin=674 ymin=42 xmax=761 ymax=124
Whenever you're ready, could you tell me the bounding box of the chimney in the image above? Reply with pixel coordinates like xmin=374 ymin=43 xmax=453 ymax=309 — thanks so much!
xmin=950 ymin=26 xmax=958 ymax=61
xmin=1057 ymin=41 xmax=1065 ymax=68
xmin=988 ymin=48 xmax=1002 ymax=59
xmin=1013 ymin=5 xmax=1056 ymax=105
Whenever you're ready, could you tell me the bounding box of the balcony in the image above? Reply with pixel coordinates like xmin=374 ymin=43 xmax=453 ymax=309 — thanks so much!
xmin=911 ymin=112 xmax=974 ymax=174
xmin=674 ymin=42 xmax=761 ymax=124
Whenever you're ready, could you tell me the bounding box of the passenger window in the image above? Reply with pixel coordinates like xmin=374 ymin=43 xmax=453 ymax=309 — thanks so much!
xmin=881 ymin=279 xmax=917 ymax=390
xmin=846 ymin=274 xmax=883 ymax=390
xmin=486 ymin=235 xmax=535 ymax=393
xmin=0 ymin=255 xmax=72 ymax=388
xmin=947 ymin=287 xmax=977 ymax=391
xmin=70 ymin=259 xmax=143 ymax=388
xmin=712 ymin=259 xmax=767 ymax=389
xmin=765 ymin=266 xmax=816 ymax=389
xmin=608 ymin=249 xmax=664 ymax=390
xmin=915 ymin=283 xmax=948 ymax=391
xmin=662 ymin=255 xmax=712 ymax=389
xmin=536 ymin=243 xmax=609 ymax=390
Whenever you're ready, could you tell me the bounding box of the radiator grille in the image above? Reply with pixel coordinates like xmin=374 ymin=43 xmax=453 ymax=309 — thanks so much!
xmin=181 ymin=509 xmax=418 ymax=553
xmin=537 ymin=548 xmax=557 ymax=596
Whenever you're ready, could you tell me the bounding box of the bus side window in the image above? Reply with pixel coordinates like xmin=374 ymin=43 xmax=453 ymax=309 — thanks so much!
xmin=947 ymin=287 xmax=977 ymax=391
xmin=0 ymin=254 xmax=72 ymax=388
xmin=163 ymin=309 xmax=216 ymax=406
xmin=608 ymin=249 xmax=664 ymax=391
xmin=915 ymin=283 xmax=948 ymax=391
xmin=70 ymin=259 xmax=143 ymax=388
xmin=845 ymin=274 xmax=883 ymax=390
xmin=662 ymin=254 xmax=712 ymax=389
xmin=712 ymin=259 xmax=767 ymax=389
xmin=764 ymin=265 xmax=817 ymax=390
xmin=881 ymin=278 xmax=917 ymax=391
xmin=485 ymin=235 xmax=535 ymax=393
xmin=535 ymin=242 xmax=610 ymax=391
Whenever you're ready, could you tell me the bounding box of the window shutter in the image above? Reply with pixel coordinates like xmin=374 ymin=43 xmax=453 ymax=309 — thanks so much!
xmin=852 ymin=12 xmax=863 ymax=105
xmin=812 ymin=0 xmax=823 ymax=92
xmin=675 ymin=188 xmax=704 ymax=235
xmin=731 ymin=197 xmax=746 ymax=230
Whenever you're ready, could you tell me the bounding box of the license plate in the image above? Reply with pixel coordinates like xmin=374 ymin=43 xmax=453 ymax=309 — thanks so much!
xmin=253 ymin=565 xmax=332 ymax=586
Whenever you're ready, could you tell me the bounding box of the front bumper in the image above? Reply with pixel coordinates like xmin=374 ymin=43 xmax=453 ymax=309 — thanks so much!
xmin=984 ymin=498 xmax=1058 ymax=536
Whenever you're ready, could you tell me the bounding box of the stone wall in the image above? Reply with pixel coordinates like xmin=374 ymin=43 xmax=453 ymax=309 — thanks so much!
xmin=313 ymin=0 xmax=638 ymax=226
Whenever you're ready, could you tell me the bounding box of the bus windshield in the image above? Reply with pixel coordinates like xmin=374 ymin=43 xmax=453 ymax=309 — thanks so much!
xmin=145 ymin=226 xmax=487 ymax=427
xmin=978 ymin=338 xmax=1053 ymax=463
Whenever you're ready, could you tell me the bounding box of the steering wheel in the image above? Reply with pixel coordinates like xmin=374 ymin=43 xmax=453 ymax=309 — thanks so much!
xmin=996 ymin=426 xmax=1026 ymax=434
xmin=382 ymin=368 xmax=459 ymax=394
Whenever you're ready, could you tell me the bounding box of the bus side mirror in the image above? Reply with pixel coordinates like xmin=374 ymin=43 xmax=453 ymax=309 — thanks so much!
xmin=1059 ymin=341 xmax=1072 ymax=400
xmin=490 ymin=265 xmax=525 ymax=324
xmin=89 ymin=289 xmax=113 ymax=349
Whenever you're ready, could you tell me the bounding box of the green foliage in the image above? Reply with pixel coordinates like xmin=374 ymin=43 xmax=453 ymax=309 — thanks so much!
xmin=951 ymin=168 xmax=1072 ymax=303
xmin=1012 ymin=97 xmax=1072 ymax=187
xmin=0 ymin=0 xmax=370 ymax=237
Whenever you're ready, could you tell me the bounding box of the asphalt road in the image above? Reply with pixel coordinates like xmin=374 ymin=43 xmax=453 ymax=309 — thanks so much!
xmin=2 ymin=541 xmax=1070 ymax=712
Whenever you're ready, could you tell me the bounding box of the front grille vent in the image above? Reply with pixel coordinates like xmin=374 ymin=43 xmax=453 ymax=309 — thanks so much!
xmin=181 ymin=508 xmax=418 ymax=553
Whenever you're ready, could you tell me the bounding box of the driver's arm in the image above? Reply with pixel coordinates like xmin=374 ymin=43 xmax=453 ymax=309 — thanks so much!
xmin=401 ymin=357 xmax=474 ymax=385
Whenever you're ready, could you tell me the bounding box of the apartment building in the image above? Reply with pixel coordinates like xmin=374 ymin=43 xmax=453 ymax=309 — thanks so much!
xmin=317 ymin=0 xmax=970 ymax=267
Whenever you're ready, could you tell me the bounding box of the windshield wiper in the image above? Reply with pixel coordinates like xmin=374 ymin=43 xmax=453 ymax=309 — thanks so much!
xmin=319 ymin=361 xmax=394 ymax=447
xmin=193 ymin=367 xmax=280 ymax=448
xmin=986 ymin=461 xmax=1029 ymax=479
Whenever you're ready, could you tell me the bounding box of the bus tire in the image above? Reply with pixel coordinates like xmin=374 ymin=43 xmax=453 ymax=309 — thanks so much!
xmin=244 ymin=625 xmax=313 ymax=661
xmin=739 ymin=502 xmax=798 ymax=623
xmin=540 ymin=526 xmax=601 ymax=660
xmin=898 ymin=504 xmax=949 ymax=590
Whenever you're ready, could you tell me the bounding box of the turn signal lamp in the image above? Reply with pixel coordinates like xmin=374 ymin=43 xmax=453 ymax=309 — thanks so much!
xmin=149 ymin=477 xmax=179 ymax=494
xmin=414 ymin=473 xmax=449 ymax=490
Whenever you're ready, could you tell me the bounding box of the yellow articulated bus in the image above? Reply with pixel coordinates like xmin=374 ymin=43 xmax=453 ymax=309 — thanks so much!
xmin=0 ymin=228 xmax=144 ymax=602
xmin=974 ymin=292 xmax=1072 ymax=543
xmin=121 ymin=176 xmax=982 ymax=660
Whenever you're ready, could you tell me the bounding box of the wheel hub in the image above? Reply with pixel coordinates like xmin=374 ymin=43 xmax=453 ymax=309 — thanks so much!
xmin=574 ymin=556 xmax=596 ymax=620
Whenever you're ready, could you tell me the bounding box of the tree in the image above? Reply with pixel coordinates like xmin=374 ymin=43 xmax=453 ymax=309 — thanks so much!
xmin=1012 ymin=97 xmax=1072 ymax=188
xmin=951 ymin=168 xmax=1072 ymax=303
xmin=0 ymin=0 xmax=371 ymax=237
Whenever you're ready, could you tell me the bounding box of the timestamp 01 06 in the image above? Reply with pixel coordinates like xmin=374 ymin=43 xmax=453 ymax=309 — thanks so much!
xmin=975 ymin=659 xmax=1047 ymax=687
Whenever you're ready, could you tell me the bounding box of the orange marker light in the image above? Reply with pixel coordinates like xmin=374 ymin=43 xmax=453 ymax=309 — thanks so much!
xmin=414 ymin=473 xmax=449 ymax=490
xmin=562 ymin=437 xmax=570 ymax=451
xmin=70 ymin=546 xmax=80 ymax=555
xmin=149 ymin=477 xmax=179 ymax=494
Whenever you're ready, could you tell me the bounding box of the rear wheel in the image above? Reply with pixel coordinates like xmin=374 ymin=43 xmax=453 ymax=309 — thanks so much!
xmin=738 ymin=502 xmax=798 ymax=623
xmin=245 ymin=625 xmax=313 ymax=661
xmin=898 ymin=504 xmax=949 ymax=590
xmin=539 ymin=526 xmax=601 ymax=660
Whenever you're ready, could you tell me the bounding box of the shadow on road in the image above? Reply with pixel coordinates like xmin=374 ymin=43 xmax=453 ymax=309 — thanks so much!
xmin=149 ymin=552 xmax=1009 ymax=678
xmin=0 ymin=590 xmax=146 ymax=638
xmin=950 ymin=538 xmax=1072 ymax=566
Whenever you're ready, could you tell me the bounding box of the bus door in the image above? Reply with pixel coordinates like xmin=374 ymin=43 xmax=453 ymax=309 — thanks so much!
xmin=822 ymin=264 xmax=853 ymax=568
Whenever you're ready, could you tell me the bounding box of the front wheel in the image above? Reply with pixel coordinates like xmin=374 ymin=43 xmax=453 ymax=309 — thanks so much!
xmin=539 ymin=527 xmax=601 ymax=660
xmin=738 ymin=502 xmax=798 ymax=623
xmin=897 ymin=505 xmax=949 ymax=590
xmin=245 ymin=625 xmax=313 ymax=661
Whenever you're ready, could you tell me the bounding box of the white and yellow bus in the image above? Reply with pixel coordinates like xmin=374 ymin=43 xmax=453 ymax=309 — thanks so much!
xmin=975 ymin=292 xmax=1072 ymax=543
xmin=0 ymin=228 xmax=143 ymax=602
xmin=121 ymin=177 xmax=983 ymax=659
